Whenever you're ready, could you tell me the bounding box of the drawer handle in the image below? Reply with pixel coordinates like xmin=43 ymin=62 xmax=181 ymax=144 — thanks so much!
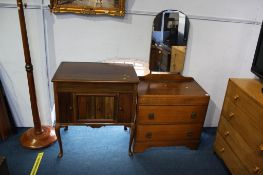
xmin=259 ymin=144 xmax=263 ymax=151
xmin=220 ymin=147 xmax=225 ymax=153
xmin=224 ymin=131 xmax=230 ymax=137
xmin=186 ymin=131 xmax=193 ymax=137
xmin=69 ymin=106 xmax=73 ymax=110
xmin=119 ymin=107 xmax=124 ymax=111
xmin=234 ymin=95 xmax=240 ymax=101
xmin=253 ymin=166 xmax=260 ymax=173
xmin=145 ymin=132 xmax=152 ymax=139
xmin=148 ymin=113 xmax=155 ymax=120
xmin=227 ymin=112 xmax=235 ymax=120
xmin=191 ymin=112 xmax=197 ymax=119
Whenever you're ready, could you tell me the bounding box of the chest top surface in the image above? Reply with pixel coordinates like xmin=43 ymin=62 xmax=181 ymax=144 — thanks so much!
xmin=138 ymin=74 xmax=208 ymax=97
xmin=52 ymin=62 xmax=139 ymax=83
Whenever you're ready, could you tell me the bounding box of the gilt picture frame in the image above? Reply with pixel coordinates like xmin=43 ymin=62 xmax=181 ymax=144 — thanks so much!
xmin=50 ymin=0 xmax=125 ymax=16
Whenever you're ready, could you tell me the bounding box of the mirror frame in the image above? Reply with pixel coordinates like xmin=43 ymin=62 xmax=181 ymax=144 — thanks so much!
xmin=49 ymin=0 xmax=125 ymax=16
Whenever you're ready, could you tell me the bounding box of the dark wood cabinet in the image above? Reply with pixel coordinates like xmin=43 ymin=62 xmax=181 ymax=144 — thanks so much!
xmin=52 ymin=62 xmax=139 ymax=157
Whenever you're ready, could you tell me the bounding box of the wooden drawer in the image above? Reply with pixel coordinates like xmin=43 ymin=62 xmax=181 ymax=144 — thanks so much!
xmin=137 ymin=105 xmax=207 ymax=124
xmin=136 ymin=123 xmax=203 ymax=142
xmin=222 ymin=97 xmax=263 ymax=151
xmin=226 ymin=80 xmax=263 ymax=131
xmin=214 ymin=133 xmax=250 ymax=175
xmin=218 ymin=116 xmax=263 ymax=175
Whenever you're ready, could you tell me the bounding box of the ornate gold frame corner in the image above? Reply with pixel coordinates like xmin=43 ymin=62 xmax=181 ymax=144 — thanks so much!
xmin=49 ymin=0 xmax=125 ymax=16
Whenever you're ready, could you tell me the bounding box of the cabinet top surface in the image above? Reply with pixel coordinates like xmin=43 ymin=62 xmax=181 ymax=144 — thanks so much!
xmin=230 ymin=78 xmax=263 ymax=106
xmin=52 ymin=62 xmax=139 ymax=83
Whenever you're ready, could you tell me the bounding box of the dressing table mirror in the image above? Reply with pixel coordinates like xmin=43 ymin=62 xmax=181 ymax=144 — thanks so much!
xmin=149 ymin=10 xmax=189 ymax=73
xmin=133 ymin=10 xmax=210 ymax=153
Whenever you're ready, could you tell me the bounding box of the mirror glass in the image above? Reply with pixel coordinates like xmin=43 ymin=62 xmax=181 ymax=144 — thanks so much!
xmin=149 ymin=10 xmax=190 ymax=73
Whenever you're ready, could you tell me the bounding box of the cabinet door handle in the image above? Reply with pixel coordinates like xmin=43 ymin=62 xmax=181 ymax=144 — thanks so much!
xmin=145 ymin=132 xmax=152 ymax=139
xmin=148 ymin=113 xmax=155 ymax=120
xmin=191 ymin=112 xmax=197 ymax=119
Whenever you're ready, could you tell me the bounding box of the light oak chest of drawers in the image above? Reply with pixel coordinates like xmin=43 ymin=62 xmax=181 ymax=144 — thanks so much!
xmin=214 ymin=78 xmax=263 ymax=175
xmin=133 ymin=74 xmax=210 ymax=153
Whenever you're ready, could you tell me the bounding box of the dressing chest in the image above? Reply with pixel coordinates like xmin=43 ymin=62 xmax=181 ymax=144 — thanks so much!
xmin=133 ymin=74 xmax=210 ymax=153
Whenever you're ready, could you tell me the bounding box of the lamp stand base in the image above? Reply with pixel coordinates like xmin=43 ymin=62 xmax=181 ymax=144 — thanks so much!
xmin=20 ymin=126 xmax=57 ymax=149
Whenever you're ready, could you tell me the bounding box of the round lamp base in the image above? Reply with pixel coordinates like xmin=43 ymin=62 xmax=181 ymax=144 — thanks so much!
xmin=20 ymin=126 xmax=57 ymax=149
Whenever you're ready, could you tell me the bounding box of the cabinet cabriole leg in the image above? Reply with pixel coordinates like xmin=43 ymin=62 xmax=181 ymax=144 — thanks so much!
xmin=55 ymin=124 xmax=63 ymax=158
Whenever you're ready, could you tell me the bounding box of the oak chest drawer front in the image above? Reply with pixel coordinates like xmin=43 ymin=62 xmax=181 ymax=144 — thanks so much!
xmin=226 ymin=80 xmax=263 ymax=131
xmin=218 ymin=117 xmax=263 ymax=175
xmin=222 ymin=97 xmax=263 ymax=151
xmin=137 ymin=106 xmax=207 ymax=124
xmin=214 ymin=133 xmax=250 ymax=175
xmin=136 ymin=124 xmax=203 ymax=142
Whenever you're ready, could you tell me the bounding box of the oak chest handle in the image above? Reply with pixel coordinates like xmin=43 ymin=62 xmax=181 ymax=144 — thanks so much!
xmin=148 ymin=113 xmax=155 ymax=120
xmin=234 ymin=95 xmax=240 ymax=102
xmin=224 ymin=131 xmax=230 ymax=137
xmin=227 ymin=112 xmax=235 ymax=120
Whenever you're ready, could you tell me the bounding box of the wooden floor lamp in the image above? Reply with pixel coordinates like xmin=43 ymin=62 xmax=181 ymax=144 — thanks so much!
xmin=17 ymin=0 xmax=57 ymax=149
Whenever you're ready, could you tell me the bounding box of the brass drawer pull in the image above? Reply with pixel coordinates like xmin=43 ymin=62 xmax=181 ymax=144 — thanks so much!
xmin=234 ymin=95 xmax=240 ymax=101
xmin=253 ymin=166 xmax=260 ymax=173
xmin=227 ymin=112 xmax=235 ymax=120
xmin=259 ymin=144 xmax=263 ymax=151
xmin=145 ymin=132 xmax=152 ymax=139
xmin=220 ymin=147 xmax=225 ymax=153
xmin=191 ymin=112 xmax=197 ymax=119
xmin=148 ymin=113 xmax=155 ymax=120
xmin=224 ymin=131 xmax=230 ymax=137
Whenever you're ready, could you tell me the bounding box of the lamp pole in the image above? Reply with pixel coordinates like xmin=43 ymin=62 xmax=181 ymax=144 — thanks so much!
xmin=17 ymin=0 xmax=57 ymax=149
